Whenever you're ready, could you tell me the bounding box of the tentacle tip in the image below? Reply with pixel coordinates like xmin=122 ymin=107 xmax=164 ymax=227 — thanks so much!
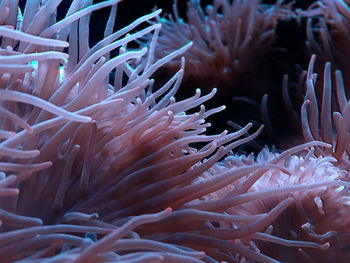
xmin=36 ymin=218 xmax=44 ymax=225
xmin=62 ymin=42 xmax=69 ymax=48
xmin=321 ymin=242 xmax=330 ymax=250
xmin=27 ymin=128 xmax=34 ymax=134
xmin=186 ymin=41 xmax=194 ymax=47
xmin=197 ymin=251 xmax=206 ymax=257
xmin=91 ymin=213 xmax=99 ymax=220
xmin=165 ymin=207 xmax=173 ymax=213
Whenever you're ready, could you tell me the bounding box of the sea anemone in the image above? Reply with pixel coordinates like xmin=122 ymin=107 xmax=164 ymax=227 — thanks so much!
xmin=1 ymin=0 xmax=350 ymax=263
xmin=301 ymin=0 xmax=350 ymax=87
xmin=143 ymin=0 xmax=293 ymax=93
xmin=224 ymin=147 xmax=350 ymax=263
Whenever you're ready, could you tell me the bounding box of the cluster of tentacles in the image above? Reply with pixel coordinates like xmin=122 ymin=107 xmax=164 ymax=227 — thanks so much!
xmin=143 ymin=0 xmax=294 ymax=92
xmin=1 ymin=0 xmax=350 ymax=263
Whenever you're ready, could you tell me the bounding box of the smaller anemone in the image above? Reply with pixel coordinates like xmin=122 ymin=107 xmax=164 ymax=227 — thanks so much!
xmin=300 ymin=0 xmax=350 ymax=88
xmin=143 ymin=0 xmax=292 ymax=93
